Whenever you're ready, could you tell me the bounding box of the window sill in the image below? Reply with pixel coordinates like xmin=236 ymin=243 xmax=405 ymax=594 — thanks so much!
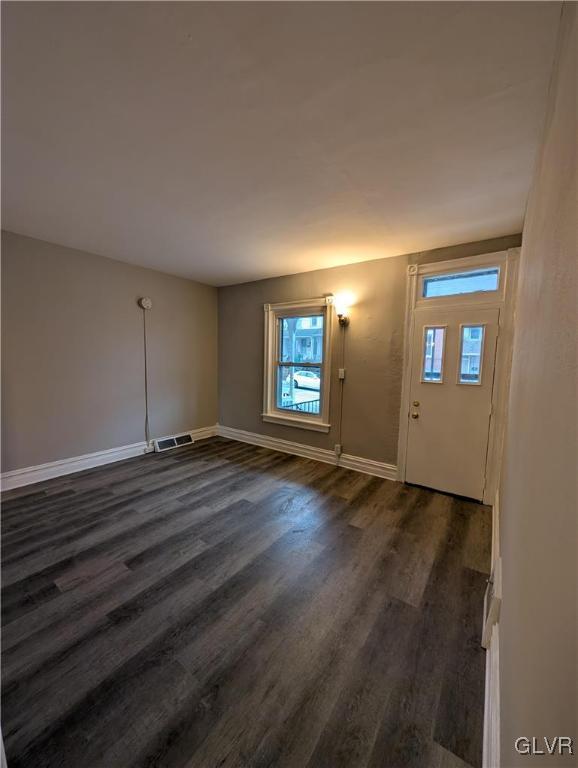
xmin=262 ymin=413 xmax=331 ymax=433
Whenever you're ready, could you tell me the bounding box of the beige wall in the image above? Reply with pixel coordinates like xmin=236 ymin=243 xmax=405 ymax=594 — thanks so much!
xmin=1 ymin=231 xmax=218 ymax=471
xmin=499 ymin=5 xmax=576 ymax=766
xmin=218 ymin=234 xmax=521 ymax=464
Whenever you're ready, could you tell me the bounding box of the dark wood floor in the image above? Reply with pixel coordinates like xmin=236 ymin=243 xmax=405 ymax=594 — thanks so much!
xmin=1 ymin=437 xmax=490 ymax=768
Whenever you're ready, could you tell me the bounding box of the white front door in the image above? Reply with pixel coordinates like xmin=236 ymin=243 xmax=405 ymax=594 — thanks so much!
xmin=405 ymin=306 xmax=499 ymax=500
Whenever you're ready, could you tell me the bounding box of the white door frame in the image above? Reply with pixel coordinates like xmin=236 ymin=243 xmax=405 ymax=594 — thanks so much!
xmin=397 ymin=248 xmax=519 ymax=504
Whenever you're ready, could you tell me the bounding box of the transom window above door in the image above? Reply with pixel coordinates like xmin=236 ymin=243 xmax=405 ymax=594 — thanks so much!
xmin=422 ymin=268 xmax=500 ymax=298
xmin=415 ymin=255 xmax=505 ymax=307
xmin=263 ymin=297 xmax=333 ymax=432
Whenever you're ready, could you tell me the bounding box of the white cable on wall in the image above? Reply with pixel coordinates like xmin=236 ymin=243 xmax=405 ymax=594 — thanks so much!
xmin=137 ymin=297 xmax=153 ymax=447
xmin=337 ymin=323 xmax=346 ymax=458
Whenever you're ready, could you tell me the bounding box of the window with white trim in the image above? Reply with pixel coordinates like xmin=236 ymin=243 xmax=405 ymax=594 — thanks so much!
xmin=458 ymin=325 xmax=485 ymax=384
xmin=422 ymin=267 xmax=500 ymax=298
xmin=263 ymin=298 xmax=333 ymax=432
xmin=421 ymin=326 xmax=446 ymax=382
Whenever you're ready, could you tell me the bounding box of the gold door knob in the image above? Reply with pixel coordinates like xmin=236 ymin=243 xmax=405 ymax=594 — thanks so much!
xmin=413 ymin=400 xmax=420 ymax=407
xmin=411 ymin=412 xmax=419 ymax=419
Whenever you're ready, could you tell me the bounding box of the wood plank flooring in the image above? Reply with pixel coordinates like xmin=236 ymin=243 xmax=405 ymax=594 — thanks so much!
xmin=1 ymin=437 xmax=491 ymax=768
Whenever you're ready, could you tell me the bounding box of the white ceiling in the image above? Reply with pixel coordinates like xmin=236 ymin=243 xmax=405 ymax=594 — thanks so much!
xmin=2 ymin=2 xmax=560 ymax=286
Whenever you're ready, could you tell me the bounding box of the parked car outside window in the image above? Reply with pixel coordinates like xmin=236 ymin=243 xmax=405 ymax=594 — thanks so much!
xmin=292 ymin=370 xmax=321 ymax=390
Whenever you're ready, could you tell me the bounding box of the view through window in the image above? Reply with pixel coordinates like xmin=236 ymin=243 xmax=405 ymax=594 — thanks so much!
xmin=276 ymin=315 xmax=323 ymax=415
xmin=459 ymin=325 xmax=485 ymax=383
xmin=422 ymin=326 xmax=445 ymax=382
xmin=423 ymin=267 xmax=500 ymax=298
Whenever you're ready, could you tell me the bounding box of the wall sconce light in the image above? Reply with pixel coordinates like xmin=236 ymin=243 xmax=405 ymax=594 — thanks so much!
xmin=337 ymin=311 xmax=349 ymax=327
xmin=334 ymin=292 xmax=354 ymax=327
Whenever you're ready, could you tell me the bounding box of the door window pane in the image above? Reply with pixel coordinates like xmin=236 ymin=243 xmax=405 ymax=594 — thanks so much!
xmin=276 ymin=365 xmax=321 ymax=414
xmin=422 ymin=327 xmax=445 ymax=382
xmin=459 ymin=326 xmax=485 ymax=384
xmin=279 ymin=316 xmax=324 ymax=363
xmin=423 ymin=268 xmax=500 ymax=298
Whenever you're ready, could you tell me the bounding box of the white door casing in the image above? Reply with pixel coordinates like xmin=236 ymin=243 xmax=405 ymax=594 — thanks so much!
xmin=405 ymin=306 xmax=499 ymax=500
xmin=397 ymin=249 xmax=519 ymax=504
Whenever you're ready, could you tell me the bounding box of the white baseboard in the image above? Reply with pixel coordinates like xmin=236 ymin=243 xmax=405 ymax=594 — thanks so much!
xmin=153 ymin=425 xmax=218 ymax=445
xmin=483 ymin=621 xmax=501 ymax=768
xmin=337 ymin=452 xmax=397 ymax=479
xmin=1 ymin=423 xmax=396 ymax=490
xmin=216 ymin=424 xmax=398 ymax=481
xmin=483 ymin=492 xmax=501 ymax=768
xmin=189 ymin=425 xmax=218 ymax=441
xmin=1 ymin=442 xmax=148 ymax=491
xmin=0 ymin=425 xmax=218 ymax=491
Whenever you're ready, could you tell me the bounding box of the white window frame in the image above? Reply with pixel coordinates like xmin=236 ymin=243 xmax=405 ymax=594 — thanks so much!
xmin=420 ymin=325 xmax=447 ymax=384
xmin=457 ymin=323 xmax=487 ymax=385
xmin=262 ymin=296 xmax=333 ymax=432
xmin=416 ymin=253 xmax=505 ymax=308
